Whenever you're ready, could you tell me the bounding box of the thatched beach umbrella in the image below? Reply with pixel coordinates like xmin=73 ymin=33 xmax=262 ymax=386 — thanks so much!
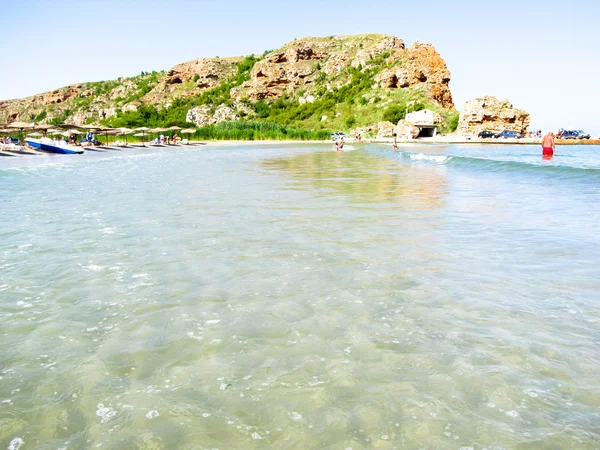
xmin=167 ymin=125 xmax=183 ymax=142
xmin=134 ymin=127 xmax=150 ymax=146
xmin=7 ymin=121 xmax=33 ymax=129
xmin=8 ymin=121 xmax=34 ymax=143
xmin=95 ymin=127 xmax=117 ymax=146
xmin=33 ymin=123 xmax=56 ymax=136
xmin=181 ymin=128 xmax=196 ymax=144
xmin=117 ymin=128 xmax=133 ymax=145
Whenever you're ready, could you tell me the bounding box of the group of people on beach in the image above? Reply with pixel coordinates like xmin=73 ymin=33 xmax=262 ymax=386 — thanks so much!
xmin=153 ymin=134 xmax=182 ymax=145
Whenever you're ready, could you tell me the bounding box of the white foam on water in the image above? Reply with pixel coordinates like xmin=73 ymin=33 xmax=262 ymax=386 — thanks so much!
xmin=205 ymin=319 xmax=221 ymax=325
xmin=505 ymin=410 xmax=519 ymax=418
xmin=96 ymin=403 xmax=117 ymax=424
xmin=251 ymin=432 xmax=263 ymax=440
xmin=83 ymin=265 xmax=105 ymax=272
xmin=288 ymin=412 xmax=302 ymax=420
xmin=408 ymin=153 xmax=450 ymax=164
xmin=8 ymin=438 xmax=24 ymax=450
xmin=146 ymin=410 xmax=159 ymax=419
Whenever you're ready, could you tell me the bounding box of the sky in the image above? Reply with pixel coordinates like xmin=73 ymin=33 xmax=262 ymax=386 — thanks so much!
xmin=2 ymin=0 xmax=599 ymax=134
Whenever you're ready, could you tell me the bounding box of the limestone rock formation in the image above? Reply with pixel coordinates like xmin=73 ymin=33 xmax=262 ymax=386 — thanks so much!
xmin=232 ymin=35 xmax=453 ymax=108
xmin=376 ymin=121 xmax=396 ymax=138
xmin=143 ymin=58 xmax=240 ymax=104
xmin=396 ymin=119 xmax=420 ymax=139
xmin=458 ymin=96 xmax=530 ymax=135
xmin=186 ymin=102 xmax=254 ymax=127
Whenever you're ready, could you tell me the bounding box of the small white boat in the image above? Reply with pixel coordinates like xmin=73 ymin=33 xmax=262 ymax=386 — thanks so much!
xmin=25 ymin=137 xmax=84 ymax=155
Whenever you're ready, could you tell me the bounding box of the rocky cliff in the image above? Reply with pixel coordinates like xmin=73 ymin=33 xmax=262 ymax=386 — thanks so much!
xmin=458 ymin=96 xmax=530 ymax=135
xmin=0 ymin=34 xmax=456 ymax=132
xmin=230 ymin=35 xmax=453 ymax=108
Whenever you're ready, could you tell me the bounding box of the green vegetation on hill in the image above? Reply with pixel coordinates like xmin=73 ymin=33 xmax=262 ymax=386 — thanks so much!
xmin=4 ymin=34 xmax=459 ymax=138
xmin=103 ymin=56 xmax=260 ymax=129
xmin=191 ymin=121 xmax=329 ymax=140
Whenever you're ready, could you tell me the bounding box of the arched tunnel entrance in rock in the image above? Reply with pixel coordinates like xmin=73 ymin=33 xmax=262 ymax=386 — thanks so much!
xmin=417 ymin=125 xmax=437 ymax=138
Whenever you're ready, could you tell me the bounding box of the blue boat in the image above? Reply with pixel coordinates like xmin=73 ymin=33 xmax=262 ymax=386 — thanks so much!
xmin=26 ymin=138 xmax=84 ymax=155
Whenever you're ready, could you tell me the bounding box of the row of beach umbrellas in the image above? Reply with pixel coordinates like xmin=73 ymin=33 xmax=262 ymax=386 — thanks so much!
xmin=0 ymin=122 xmax=198 ymax=146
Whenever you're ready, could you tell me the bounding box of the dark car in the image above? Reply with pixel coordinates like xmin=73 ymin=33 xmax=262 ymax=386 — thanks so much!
xmin=560 ymin=130 xmax=579 ymax=139
xmin=497 ymin=130 xmax=523 ymax=139
xmin=478 ymin=130 xmax=498 ymax=139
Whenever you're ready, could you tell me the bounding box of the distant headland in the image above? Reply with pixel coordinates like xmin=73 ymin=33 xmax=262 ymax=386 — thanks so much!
xmin=0 ymin=34 xmax=539 ymax=140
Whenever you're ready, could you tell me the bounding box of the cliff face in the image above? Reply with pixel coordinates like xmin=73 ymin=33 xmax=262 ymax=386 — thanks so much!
xmin=231 ymin=35 xmax=453 ymax=108
xmin=0 ymin=34 xmax=455 ymax=129
xmin=458 ymin=96 xmax=530 ymax=135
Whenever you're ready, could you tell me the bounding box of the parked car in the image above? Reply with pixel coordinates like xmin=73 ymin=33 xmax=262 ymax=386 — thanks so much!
xmin=577 ymin=130 xmax=591 ymax=139
xmin=560 ymin=130 xmax=579 ymax=139
xmin=497 ymin=130 xmax=523 ymax=139
xmin=330 ymin=132 xmax=345 ymax=141
xmin=478 ymin=130 xmax=498 ymax=139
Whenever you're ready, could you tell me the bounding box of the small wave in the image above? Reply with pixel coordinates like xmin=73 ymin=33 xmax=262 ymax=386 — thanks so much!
xmin=393 ymin=149 xmax=600 ymax=180
xmin=407 ymin=153 xmax=451 ymax=164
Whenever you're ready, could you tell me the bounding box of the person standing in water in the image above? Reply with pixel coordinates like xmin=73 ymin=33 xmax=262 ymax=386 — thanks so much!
xmin=392 ymin=133 xmax=398 ymax=150
xmin=542 ymin=132 xmax=555 ymax=157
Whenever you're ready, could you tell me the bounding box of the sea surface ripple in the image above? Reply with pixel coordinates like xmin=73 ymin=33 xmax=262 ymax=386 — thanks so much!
xmin=1 ymin=143 xmax=599 ymax=449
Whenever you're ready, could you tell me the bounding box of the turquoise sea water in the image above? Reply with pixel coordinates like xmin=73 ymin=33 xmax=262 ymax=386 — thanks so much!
xmin=1 ymin=143 xmax=599 ymax=449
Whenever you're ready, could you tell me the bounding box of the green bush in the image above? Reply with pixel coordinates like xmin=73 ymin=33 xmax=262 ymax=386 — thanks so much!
xmin=382 ymin=104 xmax=406 ymax=124
xmin=345 ymin=116 xmax=357 ymax=128
xmin=35 ymin=111 xmax=47 ymax=122
xmin=448 ymin=112 xmax=459 ymax=132
xmin=193 ymin=74 xmax=200 ymax=82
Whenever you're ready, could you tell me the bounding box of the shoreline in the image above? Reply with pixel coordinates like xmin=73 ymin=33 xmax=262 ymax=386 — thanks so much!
xmin=1 ymin=137 xmax=598 ymax=158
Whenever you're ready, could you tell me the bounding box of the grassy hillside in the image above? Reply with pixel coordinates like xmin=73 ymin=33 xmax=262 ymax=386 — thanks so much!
xmin=2 ymin=34 xmax=459 ymax=137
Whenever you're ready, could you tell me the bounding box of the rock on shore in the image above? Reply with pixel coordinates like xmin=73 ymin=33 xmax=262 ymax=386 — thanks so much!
xmin=458 ymin=96 xmax=530 ymax=135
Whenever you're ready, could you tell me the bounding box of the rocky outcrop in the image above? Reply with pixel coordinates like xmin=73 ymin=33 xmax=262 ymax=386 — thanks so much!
xmin=372 ymin=42 xmax=452 ymax=108
xmin=396 ymin=120 xmax=420 ymax=139
xmin=458 ymin=96 xmax=530 ymax=135
xmin=232 ymin=35 xmax=452 ymax=108
xmin=186 ymin=102 xmax=255 ymax=127
xmin=0 ymin=33 xmax=457 ymax=128
xmin=143 ymin=58 xmax=240 ymax=104
xmin=376 ymin=121 xmax=396 ymax=138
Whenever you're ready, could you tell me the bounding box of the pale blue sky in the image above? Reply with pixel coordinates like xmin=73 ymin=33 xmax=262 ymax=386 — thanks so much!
xmin=2 ymin=0 xmax=599 ymax=134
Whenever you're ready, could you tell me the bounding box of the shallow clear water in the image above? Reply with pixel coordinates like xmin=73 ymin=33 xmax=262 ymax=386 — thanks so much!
xmin=1 ymin=143 xmax=599 ymax=449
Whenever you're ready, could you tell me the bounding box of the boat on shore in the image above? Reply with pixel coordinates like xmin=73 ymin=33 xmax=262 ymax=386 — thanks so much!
xmin=25 ymin=138 xmax=84 ymax=155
